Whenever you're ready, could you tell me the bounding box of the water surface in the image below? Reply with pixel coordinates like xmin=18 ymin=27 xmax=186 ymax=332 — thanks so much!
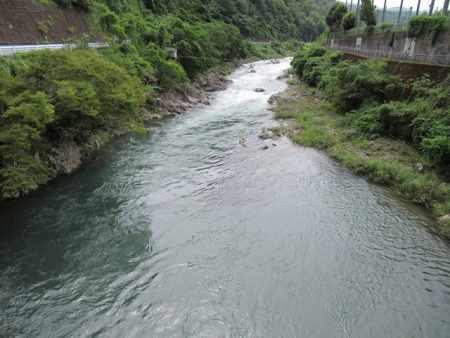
xmin=1 ymin=59 xmax=450 ymax=337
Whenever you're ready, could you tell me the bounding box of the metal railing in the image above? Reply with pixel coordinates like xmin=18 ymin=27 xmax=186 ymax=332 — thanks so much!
xmin=0 ymin=42 xmax=108 ymax=56
xmin=329 ymin=45 xmax=450 ymax=66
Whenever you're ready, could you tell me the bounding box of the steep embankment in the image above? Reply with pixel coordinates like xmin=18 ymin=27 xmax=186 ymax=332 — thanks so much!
xmin=0 ymin=0 xmax=92 ymax=44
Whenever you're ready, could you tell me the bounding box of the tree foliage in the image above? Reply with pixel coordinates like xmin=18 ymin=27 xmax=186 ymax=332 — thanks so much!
xmin=360 ymin=0 xmax=377 ymax=27
xmin=342 ymin=12 xmax=356 ymax=31
xmin=326 ymin=3 xmax=347 ymax=32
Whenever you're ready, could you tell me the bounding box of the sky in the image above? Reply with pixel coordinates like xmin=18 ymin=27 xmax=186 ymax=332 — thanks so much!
xmin=337 ymin=0 xmax=447 ymax=12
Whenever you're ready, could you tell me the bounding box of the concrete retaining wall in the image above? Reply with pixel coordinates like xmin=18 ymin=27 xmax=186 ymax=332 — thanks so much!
xmin=329 ymin=29 xmax=450 ymax=65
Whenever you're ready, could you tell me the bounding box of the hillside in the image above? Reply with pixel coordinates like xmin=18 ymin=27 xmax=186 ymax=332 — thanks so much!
xmin=0 ymin=0 xmax=335 ymax=199
xmin=0 ymin=0 xmax=91 ymax=44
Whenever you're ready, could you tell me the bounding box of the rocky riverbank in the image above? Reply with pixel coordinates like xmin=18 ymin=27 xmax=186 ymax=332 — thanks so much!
xmin=40 ymin=68 xmax=235 ymax=192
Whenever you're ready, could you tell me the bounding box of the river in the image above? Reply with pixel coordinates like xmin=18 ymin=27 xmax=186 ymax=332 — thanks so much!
xmin=1 ymin=59 xmax=450 ymax=337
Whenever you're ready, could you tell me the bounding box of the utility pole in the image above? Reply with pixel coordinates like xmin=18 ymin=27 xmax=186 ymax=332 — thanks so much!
xmin=398 ymin=0 xmax=404 ymax=24
xmin=382 ymin=0 xmax=388 ymax=23
xmin=416 ymin=0 xmax=421 ymax=16
xmin=444 ymin=0 xmax=449 ymax=16
xmin=429 ymin=0 xmax=435 ymax=15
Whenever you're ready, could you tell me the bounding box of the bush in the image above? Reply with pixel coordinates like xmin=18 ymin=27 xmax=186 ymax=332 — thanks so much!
xmin=342 ymin=12 xmax=356 ymax=31
xmin=0 ymin=49 xmax=148 ymax=198
xmin=380 ymin=23 xmax=394 ymax=32
xmin=326 ymin=3 xmax=347 ymax=32
xmin=322 ymin=59 xmax=391 ymax=113
xmin=291 ymin=44 xmax=327 ymax=78
xmin=408 ymin=14 xmax=450 ymax=45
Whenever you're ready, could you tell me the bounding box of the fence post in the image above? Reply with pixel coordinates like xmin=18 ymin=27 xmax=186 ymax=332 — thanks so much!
xmin=355 ymin=0 xmax=361 ymax=26
xmin=429 ymin=0 xmax=435 ymax=15
xmin=416 ymin=0 xmax=422 ymax=16
xmin=398 ymin=0 xmax=404 ymax=24
xmin=382 ymin=0 xmax=388 ymax=23
xmin=444 ymin=0 xmax=449 ymax=16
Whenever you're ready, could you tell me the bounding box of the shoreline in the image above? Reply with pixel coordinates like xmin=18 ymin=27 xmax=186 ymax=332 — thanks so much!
xmin=272 ymin=76 xmax=450 ymax=239
xmin=0 ymin=63 xmax=238 ymax=202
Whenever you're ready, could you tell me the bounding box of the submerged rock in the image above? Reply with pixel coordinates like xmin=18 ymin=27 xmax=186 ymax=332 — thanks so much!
xmin=260 ymin=145 xmax=269 ymax=150
xmin=255 ymin=88 xmax=265 ymax=93
xmin=259 ymin=128 xmax=274 ymax=139
xmin=239 ymin=138 xmax=248 ymax=148
xmin=250 ymin=69 xmax=256 ymax=73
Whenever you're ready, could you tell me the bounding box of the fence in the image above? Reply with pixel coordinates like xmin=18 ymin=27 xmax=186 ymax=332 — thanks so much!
xmin=329 ymin=45 xmax=450 ymax=65
xmin=329 ymin=25 xmax=407 ymax=38
xmin=0 ymin=42 xmax=108 ymax=56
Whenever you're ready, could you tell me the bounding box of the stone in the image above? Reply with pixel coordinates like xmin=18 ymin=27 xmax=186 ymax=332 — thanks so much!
xmin=255 ymin=88 xmax=265 ymax=93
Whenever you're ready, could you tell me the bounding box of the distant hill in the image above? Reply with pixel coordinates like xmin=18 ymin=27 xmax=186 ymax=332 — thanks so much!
xmin=346 ymin=4 xmax=428 ymax=25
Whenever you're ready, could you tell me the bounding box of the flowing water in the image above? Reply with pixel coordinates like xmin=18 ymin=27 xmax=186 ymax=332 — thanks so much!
xmin=1 ymin=59 xmax=450 ymax=338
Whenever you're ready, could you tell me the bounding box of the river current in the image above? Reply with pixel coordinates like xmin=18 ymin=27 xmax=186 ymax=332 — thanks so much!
xmin=1 ymin=59 xmax=450 ymax=337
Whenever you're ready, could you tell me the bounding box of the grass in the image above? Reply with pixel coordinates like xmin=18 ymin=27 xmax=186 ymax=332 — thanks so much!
xmin=275 ymin=82 xmax=450 ymax=238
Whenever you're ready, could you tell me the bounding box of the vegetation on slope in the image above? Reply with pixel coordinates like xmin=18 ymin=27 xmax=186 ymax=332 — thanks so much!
xmin=1 ymin=0 xmax=331 ymax=199
xmin=278 ymin=44 xmax=450 ymax=237
xmin=53 ymin=0 xmax=335 ymax=41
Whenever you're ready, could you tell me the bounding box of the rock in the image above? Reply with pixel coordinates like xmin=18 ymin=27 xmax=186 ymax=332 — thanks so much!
xmin=239 ymin=138 xmax=247 ymax=148
xmin=271 ymin=59 xmax=280 ymax=64
xmin=276 ymin=71 xmax=289 ymax=80
xmin=260 ymin=145 xmax=269 ymax=150
xmin=268 ymin=94 xmax=278 ymax=104
xmin=272 ymin=143 xmax=277 ymax=147
xmin=259 ymin=128 xmax=274 ymax=139
xmin=48 ymin=142 xmax=82 ymax=175
xmin=255 ymin=88 xmax=265 ymax=93
xmin=250 ymin=69 xmax=256 ymax=73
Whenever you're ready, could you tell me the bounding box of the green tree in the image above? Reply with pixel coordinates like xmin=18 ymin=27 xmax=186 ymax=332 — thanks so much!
xmin=360 ymin=0 xmax=377 ymax=27
xmin=326 ymin=3 xmax=347 ymax=31
xmin=343 ymin=12 xmax=356 ymax=31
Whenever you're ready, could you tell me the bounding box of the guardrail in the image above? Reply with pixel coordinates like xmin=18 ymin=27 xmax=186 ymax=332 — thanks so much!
xmin=329 ymin=45 xmax=450 ymax=66
xmin=0 ymin=42 xmax=108 ymax=56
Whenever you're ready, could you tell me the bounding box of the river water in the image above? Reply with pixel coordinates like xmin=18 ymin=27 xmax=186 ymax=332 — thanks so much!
xmin=1 ymin=59 xmax=450 ymax=337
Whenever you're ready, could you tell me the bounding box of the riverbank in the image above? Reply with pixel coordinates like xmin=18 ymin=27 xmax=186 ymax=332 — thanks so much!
xmin=0 ymin=58 xmax=235 ymax=201
xmin=273 ymin=78 xmax=450 ymax=239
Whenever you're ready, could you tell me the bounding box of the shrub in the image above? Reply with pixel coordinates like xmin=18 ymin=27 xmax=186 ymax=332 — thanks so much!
xmin=326 ymin=3 xmax=347 ymax=32
xmin=408 ymin=14 xmax=450 ymax=45
xmin=322 ymin=60 xmax=391 ymax=113
xmin=343 ymin=12 xmax=356 ymax=31
xmin=380 ymin=23 xmax=394 ymax=32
